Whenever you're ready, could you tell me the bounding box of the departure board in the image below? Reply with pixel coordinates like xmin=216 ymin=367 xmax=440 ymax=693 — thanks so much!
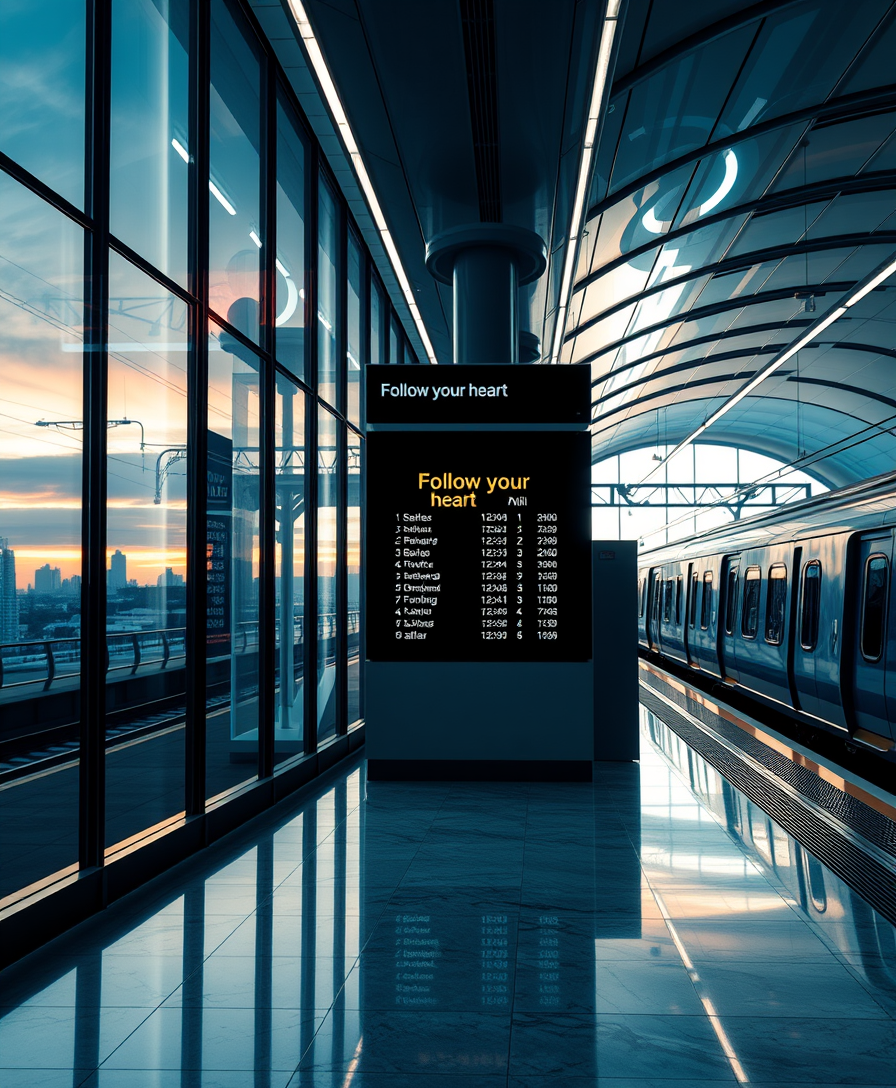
xmin=367 ymin=431 xmax=592 ymax=662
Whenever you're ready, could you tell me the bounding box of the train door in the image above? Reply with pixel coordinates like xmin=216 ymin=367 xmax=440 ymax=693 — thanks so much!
xmin=850 ymin=533 xmax=895 ymax=739
xmin=719 ymin=555 xmax=740 ymax=682
xmin=793 ymin=556 xmax=821 ymax=717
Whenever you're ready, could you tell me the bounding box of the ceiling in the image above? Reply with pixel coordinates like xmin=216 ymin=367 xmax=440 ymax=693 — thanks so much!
xmin=254 ymin=0 xmax=896 ymax=486
xmin=567 ymin=0 xmax=896 ymax=485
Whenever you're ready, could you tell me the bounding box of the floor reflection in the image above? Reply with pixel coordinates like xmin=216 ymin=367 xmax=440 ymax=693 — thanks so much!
xmin=1 ymin=712 xmax=896 ymax=1086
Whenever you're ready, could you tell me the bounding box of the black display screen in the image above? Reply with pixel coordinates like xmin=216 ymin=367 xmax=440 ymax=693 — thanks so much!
xmin=366 ymin=430 xmax=592 ymax=662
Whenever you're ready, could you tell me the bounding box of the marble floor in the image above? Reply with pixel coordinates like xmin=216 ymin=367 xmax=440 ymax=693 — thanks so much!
xmin=1 ymin=707 xmax=896 ymax=1086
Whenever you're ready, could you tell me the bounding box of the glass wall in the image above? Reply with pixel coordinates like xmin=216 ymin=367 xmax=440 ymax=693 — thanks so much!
xmin=0 ymin=0 xmax=411 ymax=918
xmin=592 ymin=444 xmax=828 ymax=547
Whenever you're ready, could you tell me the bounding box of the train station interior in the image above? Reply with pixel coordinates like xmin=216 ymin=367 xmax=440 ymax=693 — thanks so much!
xmin=2 ymin=0 xmax=896 ymax=1083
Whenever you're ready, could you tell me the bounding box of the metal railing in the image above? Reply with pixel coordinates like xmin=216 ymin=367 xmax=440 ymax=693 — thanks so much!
xmin=1 ymin=611 xmax=361 ymax=693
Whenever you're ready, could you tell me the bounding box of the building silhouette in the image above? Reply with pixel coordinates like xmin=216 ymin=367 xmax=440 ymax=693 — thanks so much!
xmin=108 ymin=549 xmax=127 ymax=591
xmin=0 ymin=537 xmax=18 ymax=642
xmin=34 ymin=563 xmax=61 ymax=594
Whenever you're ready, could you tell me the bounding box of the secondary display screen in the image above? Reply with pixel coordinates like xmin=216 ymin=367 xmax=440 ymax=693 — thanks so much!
xmin=367 ymin=430 xmax=592 ymax=662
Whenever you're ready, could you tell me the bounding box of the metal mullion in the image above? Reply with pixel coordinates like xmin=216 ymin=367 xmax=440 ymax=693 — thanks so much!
xmin=185 ymin=0 xmax=211 ymax=816
xmin=0 ymin=152 xmax=93 ymax=230
xmin=258 ymin=53 xmax=277 ymax=781
xmin=304 ymin=145 xmax=320 ymax=755
xmin=108 ymin=235 xmax=194 ymax=306
xmin=79 ymin=0 xmax=111 ymax=871
xmin=335 ymin=202 xmax=348 ymax=735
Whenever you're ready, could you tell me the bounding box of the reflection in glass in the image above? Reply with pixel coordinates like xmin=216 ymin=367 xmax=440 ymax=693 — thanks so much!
xmin=0 ymin=1 xmax=85 ymax=207
xmin=105 ymin=252 xmax=188 ymax=847
xmin=209 ymin=0 xmax=261 ymax=344
xmin=207 ymin=320 xmax=261 ymax=797
xmin=389 ymin=314 xmax=400 ymax=365
xmin=317 ymin=407 xmax=339 ymax=741
xmin=347 ymin=232 xmax=362 ymax=427
xmin=318 ymin=178 xmax=340 ymax=406
xmin=347 ymin=433 xmax=361 ymax=726
xmin=0 ymin=173 xmax=83 ymax=896
xmin=110 ymin=0 xmax=189 ymax=285
xmin=275 ymin=376 xmax=306 ymax=761
xmin=276 ymin=98 xmax=307 ymax=382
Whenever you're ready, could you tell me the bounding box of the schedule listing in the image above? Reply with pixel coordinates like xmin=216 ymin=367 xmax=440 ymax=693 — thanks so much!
xmin=367 ymin=431 xmax=591 ymax=663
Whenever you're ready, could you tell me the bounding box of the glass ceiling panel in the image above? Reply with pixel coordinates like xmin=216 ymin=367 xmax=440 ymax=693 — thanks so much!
xmin=758 ymin=248 xmax=856 ymax=296
xmin=575 ymin=263 xmax=650 ymax=328
xmin=569 ymin=300 xmax=638 ymax=360
xmin=838 ymin=12 xmax=896 ymax=95
xmin=805 ymin=190 xmax=896 ymax=239
xmin=726 ymin=201 xmax=831 ymax=256
xmin=692 ymin=262 xmax=779 ymax=308
xmin=822 ymin=244 xmax=896 ymax=286
xmin=609 ymin=26 xmax=754 ymax=194
xmin=772 ymin=113 xmax=896 ymax=191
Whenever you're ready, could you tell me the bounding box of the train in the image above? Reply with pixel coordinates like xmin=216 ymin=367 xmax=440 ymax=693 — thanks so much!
xmin=637 ymin=470 xmax=896 ymax=765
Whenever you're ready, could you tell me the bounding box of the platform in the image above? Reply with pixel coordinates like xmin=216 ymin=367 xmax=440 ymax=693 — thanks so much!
xmin=1 ymin=681 xmax=895 ymax=1086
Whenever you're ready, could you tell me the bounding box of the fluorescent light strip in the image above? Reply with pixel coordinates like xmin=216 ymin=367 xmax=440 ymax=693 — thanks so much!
xmin=286 ymin=0 xmax=437 ymax=364
xmin=249 ymin=230 xmax=262 ymax=249
xmin=209 ymin=181 xmax=236 ymax=216
xmin=635 ymin=251 xmax=896 ymax=485
xmin=550 ymin=7 xmax=620 ymax=362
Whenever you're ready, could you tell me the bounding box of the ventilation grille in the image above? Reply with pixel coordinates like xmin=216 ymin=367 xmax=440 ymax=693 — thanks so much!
xmin=460 ymin=0 xmax=502 ymax=222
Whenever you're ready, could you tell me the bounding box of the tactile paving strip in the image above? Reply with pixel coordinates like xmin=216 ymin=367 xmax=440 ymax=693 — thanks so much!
xmin=640 ymin=679 xmax=896 ymax=929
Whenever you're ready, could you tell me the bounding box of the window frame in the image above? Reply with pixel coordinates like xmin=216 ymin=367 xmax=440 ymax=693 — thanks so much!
xmin=860 ymin=553 xmax=889 ymax=663
xmin=799 ymin=560 xmax=822 ymax=652
xmin=700 ymin=571 xmax=713 ymax=630
xmin=741 ymin=566 xmax=761 ymax=639
xmin=764 ymin=563 xmax=788 ymax=646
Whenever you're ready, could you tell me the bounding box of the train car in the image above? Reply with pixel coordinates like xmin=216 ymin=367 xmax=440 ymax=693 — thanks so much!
xmin=638 ymin=471 xmax=896 ymax=762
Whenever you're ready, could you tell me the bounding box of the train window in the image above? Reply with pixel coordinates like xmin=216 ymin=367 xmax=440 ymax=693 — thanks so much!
xmin=652 ymin=577 xmax=661 ymax=620
xmin=700 ymin=571 xmax=713 ymax=629
xmin=861 ymin=554 xmax=889 ymax=662
xmin=675 ymin=576 xmax=682 ymax=625
xmin=741 ymin=567 xmax=760 ymax=638
xmin=663 ymin=579 xmax=673 ymax=623
xmin=800 ymin=561 xmax=821 ymax=651
xmin=765 ymin=564 xmax=787 ymax=645
xmin=638 ymin=578 xmax=644 ymax=618
xmin=724 ymin=568 xmax=739 ymax=635
xmin=689 ymin=573 xmax=698 ymax=628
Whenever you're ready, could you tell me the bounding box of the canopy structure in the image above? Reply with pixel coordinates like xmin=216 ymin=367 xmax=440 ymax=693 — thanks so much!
xmin=564 ymin=0 xmax=896 ymax=484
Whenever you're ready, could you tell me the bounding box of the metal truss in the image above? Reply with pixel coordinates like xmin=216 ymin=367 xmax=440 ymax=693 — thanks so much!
xmin=593 ymin=481 xmax=811 ymax=519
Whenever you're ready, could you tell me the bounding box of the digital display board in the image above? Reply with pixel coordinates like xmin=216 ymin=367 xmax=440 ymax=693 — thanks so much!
xmin=366 ymin=364 xmax=591 ymax=425
xmin=367 ymin=430 xmax=592 ymax=662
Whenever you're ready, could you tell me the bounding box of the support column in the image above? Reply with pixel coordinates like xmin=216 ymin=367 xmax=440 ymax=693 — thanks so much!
xmin=425 ymin=224 xmax=546 ymax=365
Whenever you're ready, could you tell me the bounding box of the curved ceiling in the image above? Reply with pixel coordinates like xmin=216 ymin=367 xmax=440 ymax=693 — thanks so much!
xmin=567 ymin=0 xmax=896 ymax=484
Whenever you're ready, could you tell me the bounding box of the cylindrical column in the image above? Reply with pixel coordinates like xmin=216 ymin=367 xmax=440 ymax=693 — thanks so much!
xmin=452 ymin=245 xmax=518 ymax=364
xmin=426 ymin=224 xmax=546 ymax=365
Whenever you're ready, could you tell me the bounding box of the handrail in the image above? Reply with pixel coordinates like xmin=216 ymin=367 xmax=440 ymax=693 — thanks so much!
xmin=0 ymin=612 xmax=360 ymax=692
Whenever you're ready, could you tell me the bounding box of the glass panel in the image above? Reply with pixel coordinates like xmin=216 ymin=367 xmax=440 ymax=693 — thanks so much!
xmin=800 ymin=561 xmax=821 ymax=651
xmin=347 ymin=432 xmax=361 ymax=726
xmin=276 ymin=98 xmax=307 ymax=383
xmin=725 ymin=569 xmax=738 ymax=635
xmin=370 ymin=277 xmax=384 ymax=366
xmin=765 ymin=565 xmax=787 ymax=645
xmin=0 ymin=1 xmax=85 ymax=207
xmin=861 ymin=555 xmax=888 ymax=662
xmin=0 ymin=174 xmax=83 ymax=896
xmin=742 ymin=568 xmax=761 ymax=639
xmin=318 ymin=177 xmax=340 ymax=406
xmin=209 ymin=0 xmax=261 ymax=344
xmin=389 ymin=314 xmax=400 ymax=366
xmin=207 ymin=319 xmax=261 ymax=797
xmin=105 ymin=252 xmax=188 ymax=847
xmin=689 ymin=573 xmax=698 ymax=628
xmin=317 ymin=406 xmax=339 ymax=741
xmin=110 ymin=0 xmax=189 ymax=286
xmin=662 ymin=579 xmax=673 ymax=623
xmin=347 ymin=232 xmax=362 ymax=428
xmin=275 ymin=375 xmax=306 ymax=764
xmin=700 ymin=572 xmax=713 ymax=630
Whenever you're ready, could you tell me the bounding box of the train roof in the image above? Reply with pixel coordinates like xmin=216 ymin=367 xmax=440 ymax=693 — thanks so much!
xmin=638 ymin=470 xmax=896 ymax=567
